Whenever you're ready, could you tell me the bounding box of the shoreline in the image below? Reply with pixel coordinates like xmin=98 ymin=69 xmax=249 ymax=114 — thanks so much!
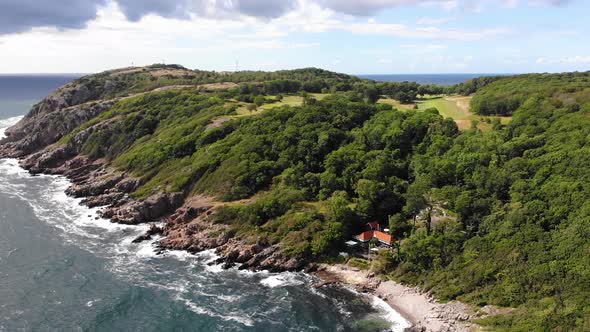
xmin=315 ymin=264 xmax=481 ymax=332
xmin=2 ymin=115 xmax=480 ymax=331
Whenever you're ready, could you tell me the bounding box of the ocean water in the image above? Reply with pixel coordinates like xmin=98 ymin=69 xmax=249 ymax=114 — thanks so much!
xmin=359 ymin=73 xmax=502 ymax=85
xmin=0 ymin=76 xmax=410 ymax=332
xmin=0 ymin=75 xmax=81 ymax=118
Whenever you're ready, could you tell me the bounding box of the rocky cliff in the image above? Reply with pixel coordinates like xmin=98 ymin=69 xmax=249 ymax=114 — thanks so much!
xmin=0 ymin=66 xmax=309 ymax=272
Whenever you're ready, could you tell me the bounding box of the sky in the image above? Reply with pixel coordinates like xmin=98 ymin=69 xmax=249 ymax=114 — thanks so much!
xmin=0 ymin=0 xmax=588 ymax=74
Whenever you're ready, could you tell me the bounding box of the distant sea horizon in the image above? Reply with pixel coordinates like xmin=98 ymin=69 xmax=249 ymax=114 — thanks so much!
xmin=0 ymin=74 xmax=81 ymax=118
xmin=358 ymin=73 xmax=507 ymax=86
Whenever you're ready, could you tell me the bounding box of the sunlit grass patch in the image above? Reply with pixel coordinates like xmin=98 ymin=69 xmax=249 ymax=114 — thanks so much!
xmin=377 ymin=98 xmax=416 ymax=110
xmin=417 ymin=95 xmax=512 ymax=131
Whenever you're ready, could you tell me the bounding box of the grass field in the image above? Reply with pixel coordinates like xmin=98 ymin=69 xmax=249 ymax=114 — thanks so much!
xmin=236 ymin=93 xmax=330 ymax=116
xmin=261 ymin=95 xmax=304 ymax=110
xmin=417 ymin=95 xmax=512 ymax=131
xmin=377 ymin=98 xmax=417 ymax=110
xmin=212 ymin=94 xmax=330 ymax=129
xmin=228 ymin=93 xmax=511 ymax=132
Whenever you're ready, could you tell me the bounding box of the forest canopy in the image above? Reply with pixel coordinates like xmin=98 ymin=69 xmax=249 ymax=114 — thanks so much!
xmin=60 ymin=66 xmax=590 ymax=331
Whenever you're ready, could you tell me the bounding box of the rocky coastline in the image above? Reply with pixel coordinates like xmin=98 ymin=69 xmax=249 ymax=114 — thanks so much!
xmin=0 ymin=72 xmax=484 ymax=331
xmin=3 ymin=145 xmax=310 ymax=272
xmin=0 ymin=76 xmax=310 ymax=273
xmin=2 ymin=141 xmax=485 ymax=331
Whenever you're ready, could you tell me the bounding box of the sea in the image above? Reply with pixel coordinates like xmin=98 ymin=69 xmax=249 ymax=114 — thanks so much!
xmin=359 ymin=73 xmax=496 ymax=85
xmin=0 ymin=75 xmax=410 ymax=332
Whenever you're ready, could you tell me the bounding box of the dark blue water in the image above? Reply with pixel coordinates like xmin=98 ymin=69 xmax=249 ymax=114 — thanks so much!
xmin=0 ymin=76 xmax=408 ymax=331
xmin=359 ymin=74 xmax=502 ymax=85
xmin=0 ymin=75 xmax=80 ymax=118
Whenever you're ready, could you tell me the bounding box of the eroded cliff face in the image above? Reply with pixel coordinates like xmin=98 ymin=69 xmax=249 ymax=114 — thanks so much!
xmin=0 ymin=68 xmax=306 ymax=272
xmin=0 ymin=76 xmax=117 ymax=158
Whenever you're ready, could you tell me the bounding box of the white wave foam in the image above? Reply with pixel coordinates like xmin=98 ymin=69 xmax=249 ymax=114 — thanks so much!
xmin=236 ymin=268 xmax=269 ymax=277
xmin=30 ymin=175 xmax=148 ymax=241
xmin=195 ymin=249 xmax=218 ymax=260
xmin=178 ymin=297 xmax=255 ymax=327
xmin=194 ymin=249 xmax=226 ymax=273
xmin=260 ymin=272 xmax=304 ymax=288
xmin=164 ymin=249 xmax=197 ymax=261
xmin=371 ymin=296 xmax=411 ymax=332
xmin=308 ymin=284 xmax=329 ymax=299
xmin=135 ymin=237 xmax=162 ymax=259
xmin=0 ymin=159 xmax=28 ymax=177
xmin=0 ymin=116 xmax=23 ymax=139
xmin=333 ymin=282 xmax=411 ymax=331
xmin=86 ymin=299 xmax=101 ymax=308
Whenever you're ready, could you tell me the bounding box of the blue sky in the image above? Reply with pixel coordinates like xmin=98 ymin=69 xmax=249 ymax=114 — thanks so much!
xmin=0 ymin=0 xmax=588 ymax=74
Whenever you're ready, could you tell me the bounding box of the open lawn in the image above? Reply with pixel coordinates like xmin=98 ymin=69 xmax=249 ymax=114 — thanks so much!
xmin=261 ymin=95 xmax=304 ymax=110
xmin=417 ymin=95 xmax=512 ymax=131
xmin=310 ymin=93 xmax=330 ymax=100
xmin=211 ymin=94 xmax=328 ymax=129
xmin=377 ymin=98 xmax=417 ymax=110
xmin=236 ymin=94 xmax=330 ymax=115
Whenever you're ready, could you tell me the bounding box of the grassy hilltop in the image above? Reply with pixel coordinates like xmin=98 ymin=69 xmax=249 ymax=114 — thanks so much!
xmin=46 ymin=65 xmax=590 ymax=330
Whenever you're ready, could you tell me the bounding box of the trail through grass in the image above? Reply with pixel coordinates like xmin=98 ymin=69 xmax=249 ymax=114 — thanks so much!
xmin=417 ymin=95 xmax=512 ymax=131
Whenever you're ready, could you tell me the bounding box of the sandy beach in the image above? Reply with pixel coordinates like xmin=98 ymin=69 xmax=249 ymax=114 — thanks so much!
xmin=316 ymin=264 xmax=482 ymax=332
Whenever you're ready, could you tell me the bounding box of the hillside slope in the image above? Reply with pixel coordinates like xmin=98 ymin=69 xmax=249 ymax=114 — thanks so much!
xmin=1 ymin=66 xmax=590 ymax=330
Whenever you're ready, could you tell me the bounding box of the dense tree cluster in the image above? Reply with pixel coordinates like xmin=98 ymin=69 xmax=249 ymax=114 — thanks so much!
xmin=392 ymin=76 xmax=590 ymax=331
xmin=469 ymin=71 xmax=590 ymax=115
xmin=61 ymin=68 xmax=590 ymax=331
xmin=452 ymin=76 xmax=505 ymax=96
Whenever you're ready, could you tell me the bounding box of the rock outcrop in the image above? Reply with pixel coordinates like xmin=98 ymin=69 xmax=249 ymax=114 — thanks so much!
xmin=0 ymin=65 xmax=309 ymax=274
xmin=0 ymin=75 xmax=118 ymax=158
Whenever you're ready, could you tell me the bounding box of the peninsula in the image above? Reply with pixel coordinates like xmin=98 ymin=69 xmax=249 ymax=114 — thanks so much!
xmin=2 ymin=65 xmax=589 ymax=331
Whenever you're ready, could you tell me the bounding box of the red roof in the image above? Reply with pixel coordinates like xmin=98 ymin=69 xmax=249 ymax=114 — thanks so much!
xmin=356 ymin=231 xmax=374 ymax=242
xmin=367 ymin=221 xmax=380 ymax=230
xmin=374 ymin=231 xmax=395 ymax=245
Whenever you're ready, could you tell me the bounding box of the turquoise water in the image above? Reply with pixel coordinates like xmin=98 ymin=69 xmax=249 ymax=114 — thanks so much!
xmin=0 ymin=77 xmax=409 ymax=331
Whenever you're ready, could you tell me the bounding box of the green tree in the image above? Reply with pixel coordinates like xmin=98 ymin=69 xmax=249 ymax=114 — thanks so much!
xmin=247 ymin=103 xmax=257 ymax=113
xmin=254 ymin=95 xmax=266 ymax=107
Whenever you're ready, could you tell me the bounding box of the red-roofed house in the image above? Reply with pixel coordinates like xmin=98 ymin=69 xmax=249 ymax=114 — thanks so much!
xmin=354 ymin=229 xmax=396 ymax=246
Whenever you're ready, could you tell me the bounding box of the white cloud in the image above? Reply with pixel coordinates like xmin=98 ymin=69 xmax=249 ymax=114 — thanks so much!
xmin=0 ymin=0 xmax=578 ymax=73
xmin=416 ymin=17 xmax=451 ymax=25
xmin=399 ymin=44 xmax=449 ymax=54
xmin=0 ymin=2 xmax=320 ymax=73
xmin=536 ymin=56 xmax=590 ymax=65
xmin=0 ymin=0 xmax=575 ymax=37
xmin=346 ymin=21 xmax=509 ymax=41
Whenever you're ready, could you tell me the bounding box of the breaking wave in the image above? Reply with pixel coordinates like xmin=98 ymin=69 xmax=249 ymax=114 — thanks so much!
xmin=0 ymin=115 xmax=410 ymax=331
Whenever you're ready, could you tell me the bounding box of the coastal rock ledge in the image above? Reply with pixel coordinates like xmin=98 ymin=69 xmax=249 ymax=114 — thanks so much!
xmin=0 ymin=73 xmax=311 ymax=273
xmin=3 ymin=140 xmax=310 ymax=272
